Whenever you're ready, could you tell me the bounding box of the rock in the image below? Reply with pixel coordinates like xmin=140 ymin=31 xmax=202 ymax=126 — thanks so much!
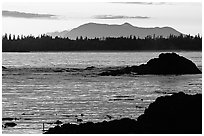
xmin=135 ymin=105 xmax=143 ymax=109
xmin=55 ymin=120 xmax=63 ymax=125
xmin=4 ymin=122 xmax=17 ymax=128
xmin=2 ymin=66 xmax=7 ymax=70
xmin=45 ymin=118 xmax=137 ymax=134
xmin=45 ymin=92 xmax=201 ymax=134
xmin=135 ymin=52 xmax=201 ymax=74
xmin=53 ymin=69 xmax=65 ymax=72
xmin=99 ymin=68 xmax=131 ymax=76
xmin=2 ymin=117 xmax=14 ymax=121
xmin=106 ymin=115 xmax=113 ymax=120
xmin=76 ymin=118 xmax=83 ymax=123
xmin=85 ymin=66 xmax=96 ymax=70
xmin=2 ymin=117 xmax=19 ymax=121
xmin=99 ymin=52 xmax=201 ymax=76
xmin=136 ymin=92 xmax=202 ymax=133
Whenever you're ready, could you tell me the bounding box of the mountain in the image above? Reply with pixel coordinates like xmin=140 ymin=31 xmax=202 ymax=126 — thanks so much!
xmin=47 ymin=22 xmax=183 ymax=39
xmin=47 ymin=30 xmax=69 ymax=38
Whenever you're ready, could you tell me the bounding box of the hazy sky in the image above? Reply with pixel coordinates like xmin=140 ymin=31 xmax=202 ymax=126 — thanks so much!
xmin=2 ymin=1 xmax=202 ymax=36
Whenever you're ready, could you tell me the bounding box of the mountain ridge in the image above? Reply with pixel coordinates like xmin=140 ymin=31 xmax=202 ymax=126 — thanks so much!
xmin=47 ymin=22 xmax=183 ymax=39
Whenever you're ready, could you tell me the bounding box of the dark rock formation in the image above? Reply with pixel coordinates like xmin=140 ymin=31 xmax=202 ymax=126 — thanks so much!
xmin=44 ymin=92 xmax=202 ymax=134
xmin=85 ymin=66 xmax=96 ymax=70
xmin=45 ymin=118 xmax=138 ymax=134
xmin=2 ymin=117 xmax=19 ymax=121
xmin=2 ymin=66 xmax=7 ymax=70
xmin=136 ymin=52 xmax=201 ymax=74
xmin=76 ymin=118 xmax=83 ymax=123
xmin=3 ymin=122 xmax=17 ymax=128
xmin=99 ymin=52 xmax=201 ymax=76
xmin=136 ymin=92 xmax=202 ymax=133
xmin=99 ymin=68 xmax=131 ymax=76
xmin=53 ymin=69 xmax=65 ymax=72
xmin=54 ymin=120 xmax=63 ymax=125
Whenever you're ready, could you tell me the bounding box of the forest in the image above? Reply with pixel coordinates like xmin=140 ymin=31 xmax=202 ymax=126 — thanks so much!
xmin=2 ymin=34 xmax=202 ymax=52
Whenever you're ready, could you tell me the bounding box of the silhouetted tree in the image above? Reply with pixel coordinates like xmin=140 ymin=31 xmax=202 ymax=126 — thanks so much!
xmin=8 ymin=34 xmax=12 ymax=40
xmin=2 ymin=33 xmax=202 ymax=52
xmin=13 ymin=35 xmax=15 ymax=40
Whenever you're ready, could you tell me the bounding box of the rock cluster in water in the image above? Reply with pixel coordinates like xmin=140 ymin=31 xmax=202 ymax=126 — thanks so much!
xmin=3 ymin=122 xmax=17 ymax=128
xmin=2 ymin=66 xmax=7 ymax=70
xmin=99 ymin=52 xmax=201 ymax=76
xmin=44 ymin=92 xmax=202 ymax=134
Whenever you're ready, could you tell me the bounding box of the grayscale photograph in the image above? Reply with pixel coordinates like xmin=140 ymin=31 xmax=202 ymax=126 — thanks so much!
xmin=2 ymin=1 xmax=202 ymax=134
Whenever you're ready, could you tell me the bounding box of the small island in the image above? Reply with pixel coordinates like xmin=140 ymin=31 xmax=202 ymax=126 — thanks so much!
xmin=99 ymin=52 xmax=201 ymax=76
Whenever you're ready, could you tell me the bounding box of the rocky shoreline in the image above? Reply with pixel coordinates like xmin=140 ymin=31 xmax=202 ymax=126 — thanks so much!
xmin=44 ymin=92 xmax=202 ymax=134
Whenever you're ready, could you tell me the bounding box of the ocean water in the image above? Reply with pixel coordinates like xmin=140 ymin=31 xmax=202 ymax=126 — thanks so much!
xmin=2 ymin=52 xmax=202 ymax=134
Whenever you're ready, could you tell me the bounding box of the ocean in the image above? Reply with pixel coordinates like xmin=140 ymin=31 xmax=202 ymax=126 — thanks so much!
xmin=2 ymin=51 xmax=202 ymax=134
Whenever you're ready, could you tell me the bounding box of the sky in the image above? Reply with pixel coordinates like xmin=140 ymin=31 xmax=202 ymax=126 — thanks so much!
xmin=2 ymin=1 xmax=202 ymax=36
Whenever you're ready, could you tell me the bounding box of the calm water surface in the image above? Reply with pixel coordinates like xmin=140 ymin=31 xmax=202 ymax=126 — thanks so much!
xmin=2 ymin=52 xmax=202 ymax=134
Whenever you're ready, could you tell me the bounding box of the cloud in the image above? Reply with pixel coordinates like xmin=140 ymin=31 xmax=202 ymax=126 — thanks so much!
xmin=2 ymin=10 xmax=57 ymax=19
xmin=94 ymin=15 xmax=150 ymax=19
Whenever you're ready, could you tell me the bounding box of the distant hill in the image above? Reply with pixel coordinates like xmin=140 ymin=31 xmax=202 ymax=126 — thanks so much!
xmin=47 ymin=22 xmax=183 ymax=39
xmin=47 ymin=30 xmax=69 ymax=38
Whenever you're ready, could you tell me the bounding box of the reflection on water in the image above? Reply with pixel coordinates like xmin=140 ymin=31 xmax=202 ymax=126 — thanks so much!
xmin=2 ymin=52 xmax=202 ymax=68
xmin=2 ymin=71 xmax=202 ymax=134
xmin=2 ymin=52 xmax=202 ymax=134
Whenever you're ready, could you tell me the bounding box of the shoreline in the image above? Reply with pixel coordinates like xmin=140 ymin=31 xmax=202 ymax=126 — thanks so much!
xmin=44 ymin=92 xmax=202 ymax=134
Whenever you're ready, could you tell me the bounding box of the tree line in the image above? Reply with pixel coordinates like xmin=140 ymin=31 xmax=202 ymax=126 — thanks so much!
xmin=2 ymin=33 xmax=202 ymax=52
